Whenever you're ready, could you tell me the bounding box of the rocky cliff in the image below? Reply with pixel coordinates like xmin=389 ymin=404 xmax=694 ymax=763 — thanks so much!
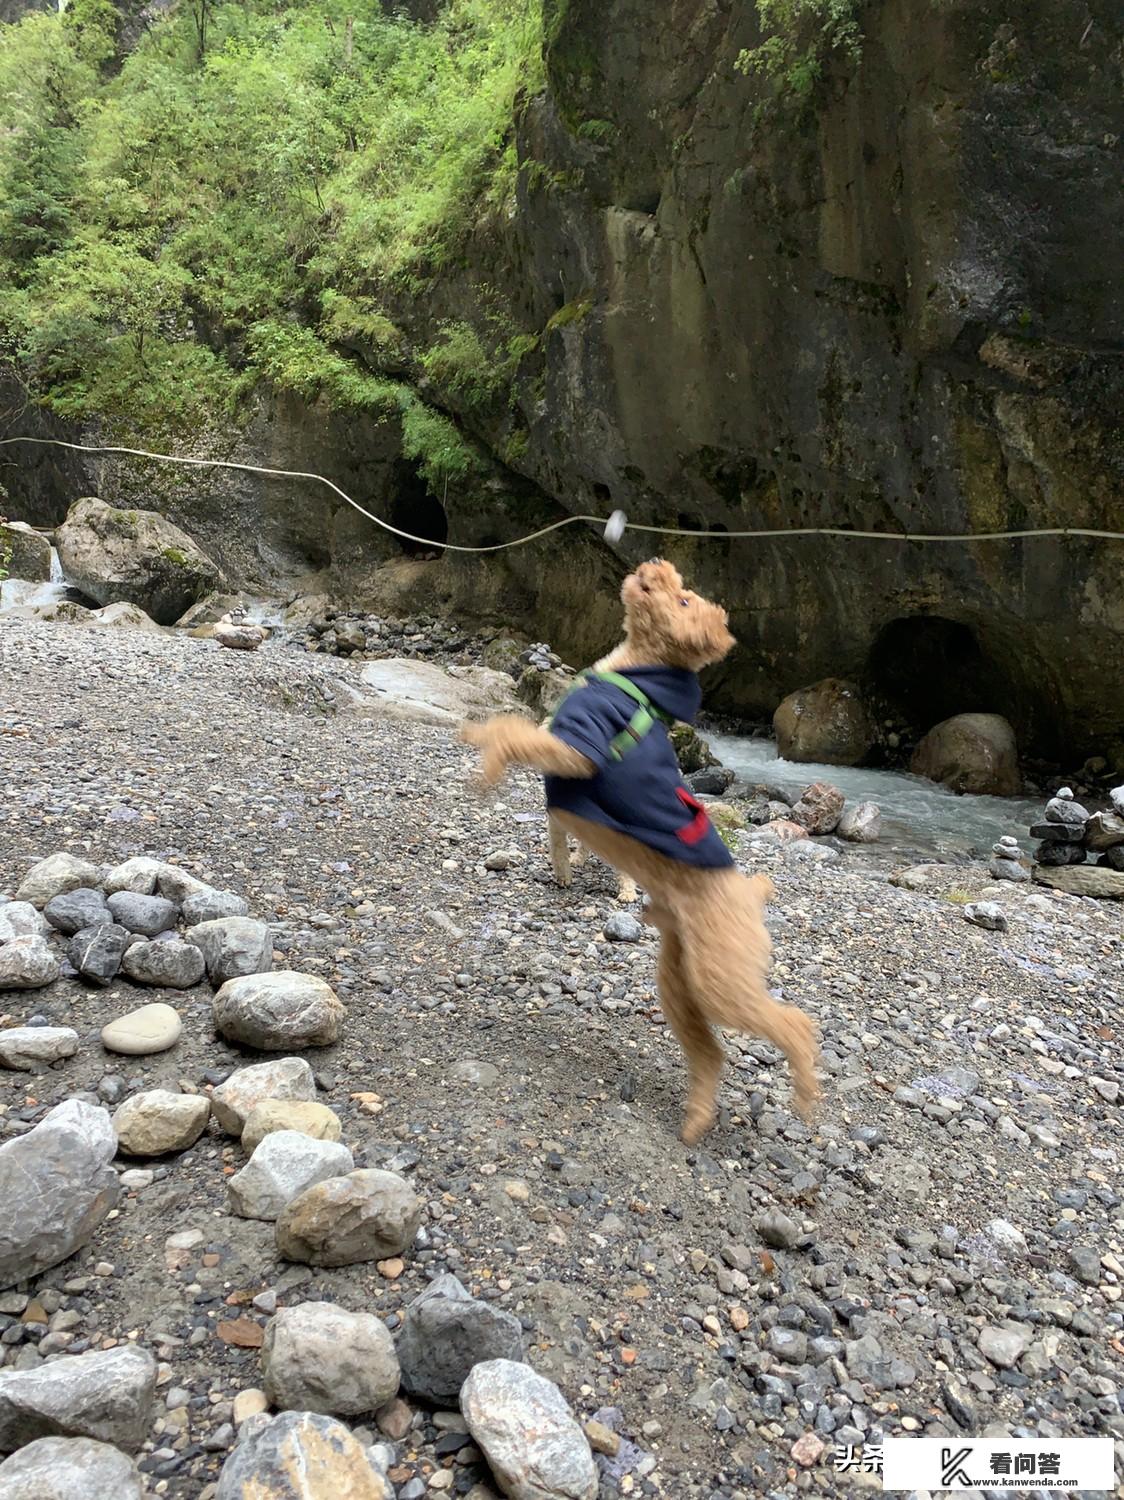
xmin=4 ymin=0 xmax=1121 ymax=759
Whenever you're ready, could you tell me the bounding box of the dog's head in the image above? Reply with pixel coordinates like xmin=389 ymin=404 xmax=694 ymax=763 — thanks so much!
xmin=620 ymin=558 xmax=736 ymax=670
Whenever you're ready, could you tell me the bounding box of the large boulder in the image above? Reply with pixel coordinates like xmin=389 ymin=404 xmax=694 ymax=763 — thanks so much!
xmin=460 ymin=1360 xmax=597 ymax=1500
xmin=210 ymin=1057 xmax=317 ymax=1135
xmin=910 ymin=713 xmax=1020 ymax=796
xmin=227 ymin=1131 xmax=354 ymax=1221
xmin=0 ymin=1101 xmax=119 ymax=1289
xmin=213 ymin=971 xmax=345 ymax=1050
xmin=261 ymin=1302 xmax=399 ymax=1416
xmin=55 ymin=497 xmax=220 ymax=625
xmin=773 ymin=679 xmax=874 ymax=766
xmin=112 ymin=1090 xmax=211 ymax=1155
xmin=15 ymin=853 xmax=100 ymax=909
xmin=0 ymin=1345 xmax=156 ymax=1451
xmin=215 ymin=1411 xmax=392 ymax=1500
xmin=397 ymin=1273 xmax=525 ymax=1406
xmin=275 ymin=1169 xmax=421 ymax=1267
xmin=1033 ymin=865 xmax=1124 ymax=900
xmin=358 ymin=658 xmax=526 ymax=727
xmin=0 ymin=522 xmax=52 ymax=582
xmin=0 ymin=1436 xmax=146 ymax=1500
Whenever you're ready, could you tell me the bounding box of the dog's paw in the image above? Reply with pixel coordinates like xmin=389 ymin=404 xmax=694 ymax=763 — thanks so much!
xmin=616 ymin=879 xmax=639 ymax=904
xmin=680 ymin=1106 xmax=716 ymax=1146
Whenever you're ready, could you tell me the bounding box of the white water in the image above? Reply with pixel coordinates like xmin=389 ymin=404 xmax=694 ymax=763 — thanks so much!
xmin=0 ymin=545 xmax=85 ymax=612
xmin=709 ymin=732 xmax=1041 ymax=859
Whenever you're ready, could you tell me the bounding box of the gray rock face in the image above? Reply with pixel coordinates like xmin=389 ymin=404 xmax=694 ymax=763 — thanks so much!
xmin=215 ymin=1410 xmax=388 ymax=1499
xmin=460 ymin=1359 xmax=597 ymax=1500
xmin=398 ymin=1273 xmax=525 ymax=1406
xmin=55 ymin=496 xmax=221 ymax=624
xmin=0 ymin=901 xmax=51 ymax=941
xmin=228 ymin=1130 xmax=354 ymax=1220
xmin=0 ymin=934 xmax=61 ymax=990
xmin=213 ymin=970 xmax=345 ymax=1049
xmin=0 ymin=1345 xmax=156 ymax=1451
xmin=44 ymin=888 xmax=111 ymax=935
xmin=120 ymin=939 xmax=205 ymax=989
xmin=261 ymin=1302 xmax=399 ymax=1416
xmin=187 ymin=916 xmax=272 ymax=984
xmin=67 ymin=923 xmax=131 ymax=986
xmin=0 ymin=1436 xmax=145 ymax=1500
xmin=0 ymin=1100 xmax=119 ymax=1289
xmin=181 ymin=886 xmax=249 ymax=924
xmin=106 ymin=891 xmax=179 ymax=936
xmin=0 ymin=1026 xmax=79 ymax=1070
xmin=275 ymin=1169 xmax=421 ymax=1267
xmin=210 ymin=1057 xmax=317 ymax=1134
xmin=14 ymin=854 xmax=100 ymax=909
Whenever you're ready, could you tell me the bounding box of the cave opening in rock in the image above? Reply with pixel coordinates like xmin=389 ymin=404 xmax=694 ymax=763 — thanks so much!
xmin=389 ymin=463 xmax=447 ymax=558
xmin=866 ymin=615 xmax=1011 ymax=732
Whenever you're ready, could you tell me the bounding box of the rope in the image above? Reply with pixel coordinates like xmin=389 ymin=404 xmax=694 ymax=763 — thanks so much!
xmin=2 ymin=434 xmax=1122 ymax=550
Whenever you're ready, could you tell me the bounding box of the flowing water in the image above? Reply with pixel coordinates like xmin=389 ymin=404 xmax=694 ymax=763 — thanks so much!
xmin=709 ymin=732 xmax=1041 ymax=860
xmin=0 ymin=545 xmax=93 ymax=612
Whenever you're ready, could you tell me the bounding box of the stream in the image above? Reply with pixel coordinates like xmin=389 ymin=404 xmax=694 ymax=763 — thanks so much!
xmin=709 ymin=732 xmax=1041 ymax=861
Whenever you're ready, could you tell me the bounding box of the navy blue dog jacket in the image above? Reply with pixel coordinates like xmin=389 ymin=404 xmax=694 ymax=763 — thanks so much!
xmin=543 ymin=667 xmax=734 ymax=869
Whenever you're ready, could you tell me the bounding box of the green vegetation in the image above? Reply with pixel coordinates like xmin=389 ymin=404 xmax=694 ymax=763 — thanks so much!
xmin=735 ymin=0 xmax=862 ymax=102
xmin=545 ymin=295 xmax=593 ymax=334
xmin=0 ymin=0 xmax=544 ymax=473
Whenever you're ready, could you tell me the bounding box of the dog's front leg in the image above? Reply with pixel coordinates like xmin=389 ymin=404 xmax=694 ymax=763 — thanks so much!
xmin=460 ymin=716 xmax=595 ymax=787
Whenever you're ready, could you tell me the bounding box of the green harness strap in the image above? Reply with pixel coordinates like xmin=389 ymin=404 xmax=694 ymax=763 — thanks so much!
xmin=549 ymin=669 xmax=674 ymax=762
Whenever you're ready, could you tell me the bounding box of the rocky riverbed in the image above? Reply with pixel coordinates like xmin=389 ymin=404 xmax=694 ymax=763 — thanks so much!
xmin=0 ymin=616 xmax=1122 ymax=1500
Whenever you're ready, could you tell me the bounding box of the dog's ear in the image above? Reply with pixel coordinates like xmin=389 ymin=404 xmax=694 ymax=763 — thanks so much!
xmin=679 ymin=601 xmax=736 ymax=667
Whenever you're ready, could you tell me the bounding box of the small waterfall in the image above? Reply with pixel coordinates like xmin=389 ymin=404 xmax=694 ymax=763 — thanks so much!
xmin=1 ymin=537 xmax=95 ymax=613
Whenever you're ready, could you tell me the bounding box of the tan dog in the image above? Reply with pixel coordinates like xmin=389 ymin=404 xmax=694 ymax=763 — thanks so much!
xmin=461 ymin=560 xmax=820 ymax=1143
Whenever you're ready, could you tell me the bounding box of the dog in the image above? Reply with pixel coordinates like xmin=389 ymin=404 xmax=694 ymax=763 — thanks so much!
xmin=460 ymin=559 xmax=820 ymax=1143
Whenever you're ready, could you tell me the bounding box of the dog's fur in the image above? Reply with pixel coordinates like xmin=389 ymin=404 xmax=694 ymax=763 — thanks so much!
xmin=461 ymin=560 xmax=821 ymax=1143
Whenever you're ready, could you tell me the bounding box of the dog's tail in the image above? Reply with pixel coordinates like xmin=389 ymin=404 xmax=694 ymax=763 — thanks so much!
xmin=747 ymin=873 xmax=776 ymax=906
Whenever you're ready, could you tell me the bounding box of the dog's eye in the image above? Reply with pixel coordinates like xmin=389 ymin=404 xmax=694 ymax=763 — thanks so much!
xmin=679 ymin=597 xmax=689 ymax=607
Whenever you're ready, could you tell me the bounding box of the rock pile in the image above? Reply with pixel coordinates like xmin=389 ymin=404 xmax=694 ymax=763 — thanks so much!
xmin=989 ymin=834 xmax=1029 ymax=883
xmin=1 ymin=852 xmax=346 ymax=1051
xmin=737 ymin=780 xmax=881 ymax=846
xmin=1028 ymin=784 xmax=1124 ymax=898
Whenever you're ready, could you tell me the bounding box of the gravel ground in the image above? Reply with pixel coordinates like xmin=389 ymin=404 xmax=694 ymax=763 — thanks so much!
xmin=1 ymin=617 xmax=1122 ymax=1500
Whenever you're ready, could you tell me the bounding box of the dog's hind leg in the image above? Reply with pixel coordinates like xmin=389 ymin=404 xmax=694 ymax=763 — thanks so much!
xmin=678 ymin=875 xmax=820 ymax=1124
xmin=657 ymin=925 xmax=724 ymax=1144
xmin=548 ymin=815 xmax=574 ymax=887
xmin=616 ymin=873 xmax=639 ymax=903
